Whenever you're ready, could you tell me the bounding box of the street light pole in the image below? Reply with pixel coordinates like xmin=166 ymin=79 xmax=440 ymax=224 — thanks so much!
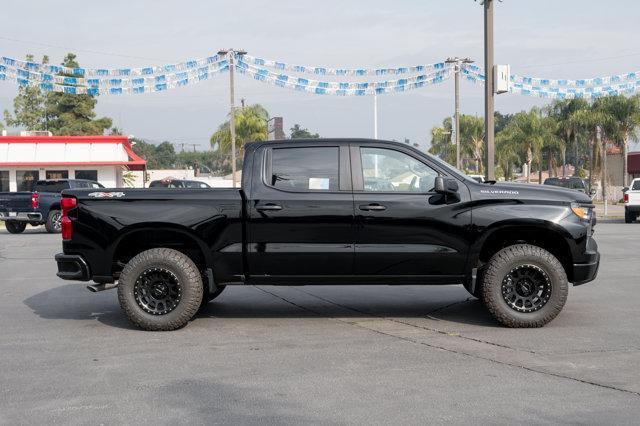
xmin=446 ymin=57 xmax=474 ymax=170
xmin=483 ymin=0 xmax=495 ymax=181
xmin=218 ymin=48 xmax=247 ymax=188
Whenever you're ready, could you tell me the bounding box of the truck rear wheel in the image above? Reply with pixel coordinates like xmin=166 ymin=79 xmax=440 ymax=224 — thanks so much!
xmin=5 ymin=221 xmax=27 ymax=234
xmin=625 ymin=209 xmax=635 ymax=223
xmin=117 ymin=248 xmax=203 ymax=331
xmin=481 ymin=244 xmax=568 ymax=328
xmin=45 ymin=210 xmax=62 ymax=233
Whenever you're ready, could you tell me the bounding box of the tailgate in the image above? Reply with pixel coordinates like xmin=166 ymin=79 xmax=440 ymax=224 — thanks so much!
xmin=628 ymin=191 xmax=640 ymax=205
xmin=0 ymin=192 xmax=33 ymax=213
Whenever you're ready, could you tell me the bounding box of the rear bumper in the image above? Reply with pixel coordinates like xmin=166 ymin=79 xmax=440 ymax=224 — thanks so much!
xmin=55 ymin=253 xmax=90 ymax=281
xmin=0 ymin=212 xmax=42 ymax=222
xmin=625 ymin=205 xmax=640 ymax=213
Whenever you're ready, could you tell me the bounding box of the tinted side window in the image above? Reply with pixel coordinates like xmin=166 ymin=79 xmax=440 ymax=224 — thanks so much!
xmin=270 ymin=147 xmax=340 ymax=192
xmin=0 ymin=171 xmax=9 ymax=192
xmin=360 ymin=147 xmax=438 ymax=192
xmin=633 ymin=180 xmax=640 ymax=191
xmin=34 ymin=181 xmax=70 ymax=193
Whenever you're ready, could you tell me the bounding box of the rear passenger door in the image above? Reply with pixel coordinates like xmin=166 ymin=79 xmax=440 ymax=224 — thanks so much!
xmin=247 ymin=143 xmax=354 ymax=280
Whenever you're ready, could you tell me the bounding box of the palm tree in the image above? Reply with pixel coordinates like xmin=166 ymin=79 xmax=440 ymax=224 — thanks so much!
xmin=496 ymin=130 xmax=519 ymax=180
xmin=501 ymin=109 xmax=546 ymax=183
xmin=428 ymin=117 xmax=455 ymax=165
xmin=210 ymin=104 xmax=269 ymax=154
xmin=593 ymin=95 xmax=640 ymax=186
xmin=459 ymin=115 xmax=485 ymax=173
xmin=549 ymin=99 xmax=589 ymax=177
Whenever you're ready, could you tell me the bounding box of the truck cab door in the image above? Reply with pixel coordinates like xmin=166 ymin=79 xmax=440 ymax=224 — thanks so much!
xmin=350 ymin=143 xmax=471 ymax=283
xmin=247 ymin=143 xmax=354 ymax=282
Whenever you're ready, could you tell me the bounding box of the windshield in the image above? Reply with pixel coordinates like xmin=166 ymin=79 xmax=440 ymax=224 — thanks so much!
xmin=426 ymin=152 xmax=478 ymax=183
xmin=544 ymin=178 xmax=585 ymax=190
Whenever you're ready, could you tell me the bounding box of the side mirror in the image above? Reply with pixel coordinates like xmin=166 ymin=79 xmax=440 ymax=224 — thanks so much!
xmin=434 ymin=176 xmax=459 ymax=195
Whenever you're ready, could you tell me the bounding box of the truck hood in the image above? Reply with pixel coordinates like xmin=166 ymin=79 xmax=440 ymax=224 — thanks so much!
xmin=472 ymin=181 xmax=593 ymax=204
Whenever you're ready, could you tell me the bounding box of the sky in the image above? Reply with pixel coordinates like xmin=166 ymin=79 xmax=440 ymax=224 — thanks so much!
xmin=1 ymin=0 xmax=640 ymax=152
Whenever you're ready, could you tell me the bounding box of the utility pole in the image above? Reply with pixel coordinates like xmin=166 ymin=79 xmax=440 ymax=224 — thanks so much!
xmin=218 ymin=48 xmax=247 ymax=188
xmin=373 ymin=94 xmax=378 ymax=139
xmin=483 ymin=0 xmax=495 ymax=181
xmin=598 ymin=126 xmax=607 ymax=217
xmin=588 ymin=137 xmax=594 ymax=194
xmin=445 ymin=57 xmax=474 ymax=169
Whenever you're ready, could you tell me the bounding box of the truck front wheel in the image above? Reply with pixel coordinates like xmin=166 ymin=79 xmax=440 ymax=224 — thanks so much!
xmin=481 ymin=244 xmax=568 ymax=328
xmin=117 ymin=248 xmax=203 ymax=331
xmin=5 ymin=221 xmax=27 ymax=234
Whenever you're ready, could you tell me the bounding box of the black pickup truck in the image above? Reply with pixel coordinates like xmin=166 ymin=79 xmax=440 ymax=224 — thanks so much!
xmin=0 ymin=179 xmax=104 ymax=234
xmin=55 ymin=139 xmax=600 ymax=331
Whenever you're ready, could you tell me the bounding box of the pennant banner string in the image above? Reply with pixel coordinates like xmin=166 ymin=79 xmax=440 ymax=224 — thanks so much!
xmin=0 ymin=64 xmax=229 ymax=95
xmin=236 ymin=62 xmax=452 ymax=96
xmin=0 ymin=54 xmax=222 ymax=77
xmin=241 ymin=54 xmax=447 ymax=76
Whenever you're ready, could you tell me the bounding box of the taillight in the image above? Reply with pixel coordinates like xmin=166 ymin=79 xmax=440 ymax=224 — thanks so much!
xmin=624 ymin=193 xmax=629 ymax=203
xmin=31 ymin=193 xmax=39 ymax=209
xmin=60 ymin=197 xmax=77 ymax=240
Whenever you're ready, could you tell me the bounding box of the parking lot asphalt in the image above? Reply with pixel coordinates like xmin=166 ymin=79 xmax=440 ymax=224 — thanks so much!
xmin=1 ymin=223 xmax=639 ymax=424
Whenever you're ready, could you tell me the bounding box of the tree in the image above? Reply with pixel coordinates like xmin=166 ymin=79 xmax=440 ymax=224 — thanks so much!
xmin=428 ymin=117 xmax=454 ymax=165
xmin=210 ymin=104 xmax=269 ymax=154
xmin=593 ymin=95 xmax=640 ymax=186
xmin=499 ymin=109 xmax=548 ymax=183
xmin=44 ymin=53 xmax=112 ymax=135
xmin=131 ymin=139 xmax=176 ymax=169
xmin=4 ymin=54 xmax=49 ymax=131
xmin=290 ymin=124 xmax=319 ymax=139
xmin=549 ymin=99 xmax=589 ymax=177
xmin=459 ymin=115 xmax=485 ymax=173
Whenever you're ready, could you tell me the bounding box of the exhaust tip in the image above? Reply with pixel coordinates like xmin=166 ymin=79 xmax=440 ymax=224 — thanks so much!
xmin=86 ymin=284 xmax=100 ymax=292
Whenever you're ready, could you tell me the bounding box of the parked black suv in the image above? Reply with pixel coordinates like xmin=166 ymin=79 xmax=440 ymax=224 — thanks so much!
xmin=55 ymin=139 xmax=599 ymax=330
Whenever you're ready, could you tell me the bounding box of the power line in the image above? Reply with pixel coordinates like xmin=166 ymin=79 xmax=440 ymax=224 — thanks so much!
xmin=0 ymin=35 xmax=174 ymax=62
xmin=517 ymin=52 xmax=640 ymax=70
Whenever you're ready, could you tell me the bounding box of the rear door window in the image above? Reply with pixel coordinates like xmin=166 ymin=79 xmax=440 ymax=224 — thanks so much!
xmin=633 ymin=180 xmax=640 ymax=191
xmin=269 ymin=147 xmax=340 ymax=192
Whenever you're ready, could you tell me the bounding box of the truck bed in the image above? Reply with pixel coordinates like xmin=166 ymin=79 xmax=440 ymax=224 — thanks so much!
xmin=61 ymin=187 xmax=244 ymax=283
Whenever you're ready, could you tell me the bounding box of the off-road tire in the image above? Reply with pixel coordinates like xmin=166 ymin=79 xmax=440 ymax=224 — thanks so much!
xmin=5 ymin=221 xmax=27 ymax=234
xmin=481 ymin=244 xmax=568 ymax=328
xmin=45 ymin=210 xmax=62 ymax=233
xmin=625 ymin=209 xmax=635 ymax=223
xmin=117 ymin=248 xmax=203 ymax=331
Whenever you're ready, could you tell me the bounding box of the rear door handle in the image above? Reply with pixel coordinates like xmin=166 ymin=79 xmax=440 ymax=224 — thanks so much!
xmin=256 ymin=204 xmax=283 ymax=211
xmin=359 ymin=204 xmax=387 ymax=211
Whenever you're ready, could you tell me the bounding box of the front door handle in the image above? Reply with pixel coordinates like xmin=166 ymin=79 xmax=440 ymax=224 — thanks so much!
xmin=256 ymin=204 xmax=283 ymax=212
xmin=359 ymin=204 xmax=387 ymax=211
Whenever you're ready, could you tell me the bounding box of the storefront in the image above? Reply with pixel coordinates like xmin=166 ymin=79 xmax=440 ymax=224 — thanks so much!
xmin=0 ymin=135 xmax=146 ymax=191
xmin=629 ymin=151 xmax=640 ymax=180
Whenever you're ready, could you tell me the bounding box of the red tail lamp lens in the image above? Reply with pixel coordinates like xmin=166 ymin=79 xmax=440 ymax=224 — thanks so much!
xmin=31 ymin=193 xmax=39 ymax=209
xmin=61 ymin=197 xmax=77 ymax=240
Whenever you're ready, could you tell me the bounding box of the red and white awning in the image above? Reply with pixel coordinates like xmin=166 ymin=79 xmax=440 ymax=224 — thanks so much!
xmin=0 ymin=135 xmax=146 ymax=171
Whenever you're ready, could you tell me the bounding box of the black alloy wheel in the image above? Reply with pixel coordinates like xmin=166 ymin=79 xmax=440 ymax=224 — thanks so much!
xmin=501 ymin=264 xmax=552 ymax=313
xmin=134 ymin=268 xmax=183 ymax=315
